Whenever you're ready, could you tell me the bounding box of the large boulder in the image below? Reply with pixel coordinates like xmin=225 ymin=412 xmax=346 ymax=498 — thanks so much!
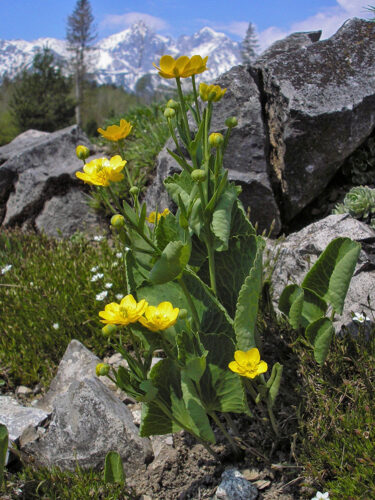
xmin=0 ymin=125 xmax=104 ymax=237
xmin=145 ymin=19 xmax=375 ymax=233
xmin=22 ymin=340 xmax=153 ymax=475
xmin=269 ymin=214 xmax=375 ymax=331
xmin=255 ymin=18 xmax=375 ymax=220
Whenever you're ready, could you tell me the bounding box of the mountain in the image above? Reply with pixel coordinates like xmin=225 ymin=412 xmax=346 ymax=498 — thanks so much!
xmin=0 ymin=22 xmax=242 ymax=92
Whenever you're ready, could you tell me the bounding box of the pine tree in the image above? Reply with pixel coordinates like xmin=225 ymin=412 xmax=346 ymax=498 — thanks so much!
xmin=66 ymin=0 xmax=97 ymax=127
xmin=9 ymin=47 xmax=75 ymax=132
xmin=241 ymin=23 xmax=259 ymax=65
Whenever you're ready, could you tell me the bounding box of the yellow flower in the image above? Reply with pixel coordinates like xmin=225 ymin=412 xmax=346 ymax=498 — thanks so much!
xmin=97 ymin=119 xmax=133 ymax=141
xmin=153 ymin=55 xmax=208 ymax=79
xmin=228 ymin=348 xmax=268 ymax=379
xmin=75 ymin=155 xmax=126 ymax=186
xmin=146 ymin=208 xmax=170 ymax=224
xmin=99 ymin=294 xmax=148 ymax=326
xmin=139 ymin=301 xmax=179 ymax=332
xmin=199 ymin=83 xmax=227 ymax=102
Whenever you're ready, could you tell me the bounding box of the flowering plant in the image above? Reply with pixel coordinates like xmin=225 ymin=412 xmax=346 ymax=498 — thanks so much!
xmin=76 ymin=54 xmax=359 ymax=456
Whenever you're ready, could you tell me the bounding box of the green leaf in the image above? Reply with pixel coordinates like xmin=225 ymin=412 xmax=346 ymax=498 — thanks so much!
xmin=0 ymin=424 xmax=8 ymax=488
xmin=155 ymin=212 xmax=184 ymax=252
xmin=164 ymin=170 xmax=193 ymax=208
xmin=124 ymin=250 xmax=148 ymax=293
xmin=138 ymin=380 xmax=158 ymax=402
xmin=279 ymin=285 xmax=328 ymax=329
xmin=150 ymin=240 xmax=191 ymax=284
xmin=211 ymin=183 xmax=238 ymax=251
xmin=278 ymin=285 xmax=304 ymax=329
xmin=306 ymin=317 xmax=335 ymax=365
xmin=138 ymin=202 xmax=147 ymax=231
xmin=177 ymin=330 xmax=207 ymax=382
xmin=267 ymin=363 xmax=283 ymax=409
xmin=180 ymin=373 xmax=215 ymax=443
xmin=166 ymin=148 xmax=192 ymax=172
xmin=140 ymin=359 xmax=215 ymax=442
xmin=302 ymin=237 xmax=361 ymax=314
xmin=190 ymin=117 xmax=205 ymax=155
xmin=122 ymin=199 xmax=139 ymax=227
xmin=184 ymin=269 xmax=234 ymax=336
xmin=234 ymin=235 xmax=265 ymax=350
xmin=199 ymin=333 xmax=248 ymax=414
xmin=104 ymin=451 xmax=125 ymax=485
xmin=197 ymin=206 xmax=259 ymax=317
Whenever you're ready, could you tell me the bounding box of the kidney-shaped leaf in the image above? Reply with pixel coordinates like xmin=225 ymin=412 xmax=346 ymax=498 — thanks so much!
xmin=302 ymin=237 xmax=360 ymax=314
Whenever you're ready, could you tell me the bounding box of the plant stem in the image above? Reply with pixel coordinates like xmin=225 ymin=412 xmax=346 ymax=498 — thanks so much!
xmin=266 ymin=402 xmax=280 ymax=437
xmin=175 ymin=77 xmax=191 ymax=146
xmin=223 ymin=413 xmax=240 ymax=437
xmin=245 ymin=379 xmax=259 ymax=404
xmin=209 ymin=411 xmax=241 ymax=457
xmin=191 ymin=75 xmax=201 ymax=123
xmin=178 ymin=275 xmax=200 ymax=331
xmin=205 ymin=237 xmax=217 ymax=295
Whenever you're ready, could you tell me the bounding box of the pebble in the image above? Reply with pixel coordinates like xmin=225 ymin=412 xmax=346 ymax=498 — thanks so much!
xmin=16 ymin=386 xmax=33 ymax=396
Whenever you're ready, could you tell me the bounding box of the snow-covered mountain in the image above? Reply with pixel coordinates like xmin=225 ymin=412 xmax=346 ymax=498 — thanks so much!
xmin=0 ymin=22 xmax=242 ymax=92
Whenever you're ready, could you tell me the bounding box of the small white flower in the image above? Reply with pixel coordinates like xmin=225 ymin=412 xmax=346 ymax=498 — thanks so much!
xmin=353 ymin=312 xmax=370 ymax=323
xmin=125 ymin=246 xmax=130 ymax=252
xmin=52 ymin=323 xmax=59 ymax=330
xmin=93 ymin=235 xmax=104 ymax=242
xmin=1 ymin=264 xmax=12 ymax=275
xmin=105 ymin=282 xmax=113 ymax=289
xmin=112 ymin=261 xmax=119 ymax=267
xmin=90 ymin=266 xmax=99 ymax=273
xmin=30 ymin=282 xmax=34 ymax=286
xmin=116 ymin=252 xmax=123 ymax=259
xmin=91 ymin=273 xmax=104 ymax=282
xmin=115 ymin=293 xmax=124 ymax=301
xmin=311 ymin=492 xmax=330 ymax=500
xmin=96 ymin=290 xmax=108 ymax=301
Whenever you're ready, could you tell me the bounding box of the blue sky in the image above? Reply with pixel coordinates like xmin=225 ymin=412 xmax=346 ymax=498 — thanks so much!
xmin=0 ymin=0 xmax=371 ymax=50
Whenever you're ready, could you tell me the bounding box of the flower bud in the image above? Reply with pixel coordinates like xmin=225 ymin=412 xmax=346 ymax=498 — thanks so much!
xmin=225 ymin=116 xmax=238 ymax=129
xmin=178 ymin=309 xmax=188 ymax=319
xmin=191 ymin=169 xmax=207 ymax=183
xmin=76 ymin=145 xmax=90 ymax=160
xmin=167 ymin=99 xmax=179 ymax=110
xmin=102 ymin=324 xmax=117 ymax=337
xmin=199 ymin=83 xmax=226 ymax=102
xmin=111 ymin=214 xmax=125 ymax=229
xmin=208 ymin=133 xmax=224 ymax=147
xmin=96 ymin=363 xmax=110 ymax=377
xmin=164 ymin=107 xmax=176 ymax=119
xmin=129 ymin=186 xmax=140 ymax=196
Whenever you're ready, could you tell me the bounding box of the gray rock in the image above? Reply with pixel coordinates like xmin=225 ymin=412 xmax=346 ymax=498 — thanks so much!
xmin=35 ymin=188 xmax=101 ymax=238
xmin=255 ymin=18 xmax=375 ymax=220
xmin=213 ymin=468 xmax=258 ymax=500
xmin=270 ymin=214 xmax=375 ymax=331
xmin=35 ymin=339 xmax=102 ymax=413
xmin=22 ymin=376 xmax=153 ymax=474
xmin=255 ymin=30 xmax=321 ymax=65
xmin=213 ymin=65 xmax=281 ymax=234
xmin=0 ymin=129 xmax=50 ymax=163
xmin=0 ymin=395 xmax=49 ymax=464
xmin=0 ymin=125 xmax=103 ymax=237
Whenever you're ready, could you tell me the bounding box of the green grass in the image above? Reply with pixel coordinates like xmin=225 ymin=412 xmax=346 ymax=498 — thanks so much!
xmin=0 ymin=229 xmax=128 ymax=388
xmin=296 ymin=325 xmax=375 ymax=499
xmin=4 ymin=463 xmax=133 ymax=499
